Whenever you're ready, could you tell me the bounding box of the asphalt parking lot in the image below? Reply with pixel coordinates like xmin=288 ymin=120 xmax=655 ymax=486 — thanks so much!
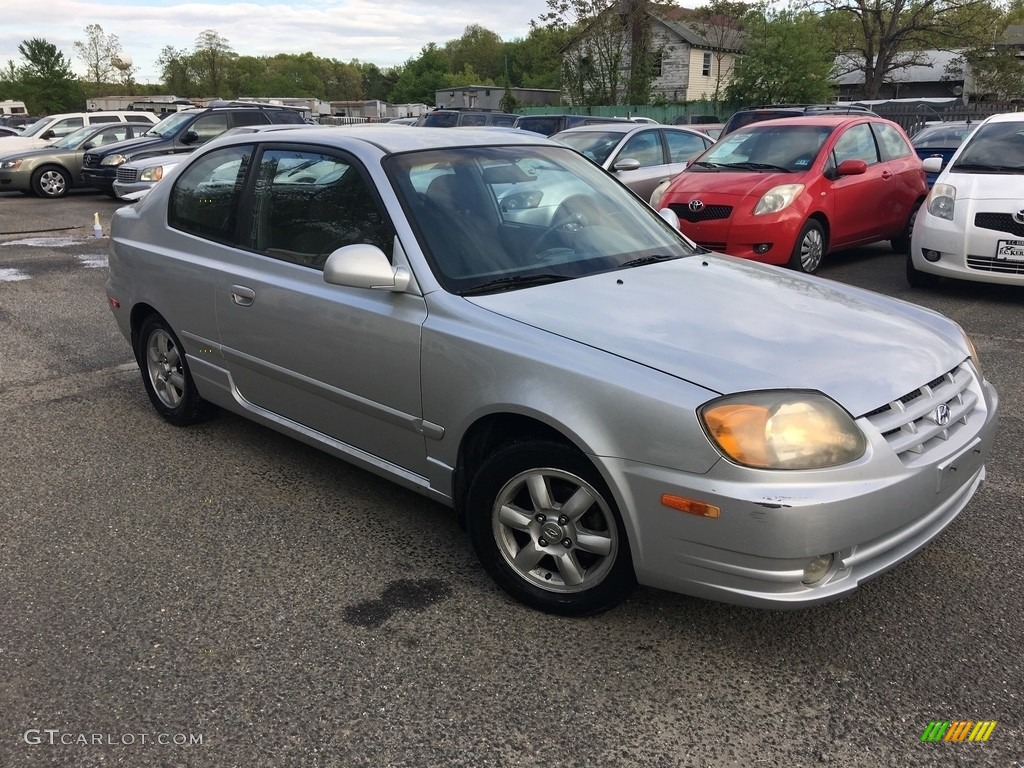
xmin=1 ymin=189 xmax=1021 ymax=767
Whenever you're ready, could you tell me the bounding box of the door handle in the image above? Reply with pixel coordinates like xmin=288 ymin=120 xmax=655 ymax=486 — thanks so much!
xmin=230 ymin=285 xmax=255 ymax=306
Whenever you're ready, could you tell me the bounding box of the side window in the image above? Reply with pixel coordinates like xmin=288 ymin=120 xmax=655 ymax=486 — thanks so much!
xmin=618 ymin=131 xmax=663 ymax=167
xmin=169 ymin=145 xmax=252 ymax=244
xmin=51 ymin=117 xmax=84 ymax=137
xmin=664 ymin=130 xmax=710 ymax=162
xmin=89 ymin=116 xmax=119 ymax=124
xmin=491 ymin=115 xmax=515 ymax=127
xmin=188 ymin=113 xmax=230 ymax=143
xmin=125 ymin=114 xmax=154 ymax=123
xmin=461 ymin=113 xmax=488 ymax=126
xmin=250 ymin=148 xmax=394 ymax=269
xmin=92 ymin=126 xmax=130 ymax=146
xmin=872 ymin=121 xmax=913 ymax=160
xmin=832 ymin=123 xmax=879 ymax=166
xmin=232 ymin=111 xmax=271 ymax=127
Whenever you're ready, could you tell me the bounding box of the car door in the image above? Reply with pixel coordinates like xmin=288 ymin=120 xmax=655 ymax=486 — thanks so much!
xmin=609 ymin=128 xmax=671 ymax=201
xmin=871 ymin=120 xmax=925 ymax=234
xmin=212 ymin=144 xmax=430 ymax=476
xmin=825 ymin=121 xmax=890 ymax=247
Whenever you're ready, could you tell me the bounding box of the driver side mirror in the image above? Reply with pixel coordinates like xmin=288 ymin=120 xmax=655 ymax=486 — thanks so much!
xmin=323 ymin=244 xmax=411 ymax=292
xmin=181 ymin=130 xmax=200 ymax=145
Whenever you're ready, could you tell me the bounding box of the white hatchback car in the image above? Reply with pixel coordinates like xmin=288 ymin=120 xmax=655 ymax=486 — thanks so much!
xmin=909 ymin=111 xmax=1024 ymax=287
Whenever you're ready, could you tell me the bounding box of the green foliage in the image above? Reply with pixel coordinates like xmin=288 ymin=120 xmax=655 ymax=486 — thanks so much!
xmin=8 ymin=38 xmax=84 ymax=113
xmin=726 ymin=8 xmax=836 ymax=105
xmin=73 ymin=24 xmax=122 ymax=85
xmin=389 ymin=43 xmax=452 ymax=104
xmin=446 ymin=25 xmax=505 ymax=81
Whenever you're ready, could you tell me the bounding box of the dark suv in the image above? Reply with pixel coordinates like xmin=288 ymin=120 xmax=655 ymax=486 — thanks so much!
xmin=513 ymin=114 xmax=633 ymax=136
xmin=415 ymin=109 xmax=517 ymax=128
xmin=720 ymin=104 xmax=872 ymax=138
xmin=81 ymin=102 xmax=305 ymax=196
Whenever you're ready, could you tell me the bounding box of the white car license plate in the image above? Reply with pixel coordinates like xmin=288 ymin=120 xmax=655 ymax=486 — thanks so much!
xmin=996 ymin=239 xmax=1024 ymax=261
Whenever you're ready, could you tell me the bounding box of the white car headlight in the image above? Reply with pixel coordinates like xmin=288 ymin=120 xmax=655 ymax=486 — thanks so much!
xmin=139 ymin=166 xmax=165 ymax=182
xmin=700 ymin=392 xmax=866 ymax=469
xmin=753 ymin=184 xmax=805 ymax=215
xmin=101 ymin=154 xmax=129 ymax=167
xmin=0 ymin=158 xmax=23 ymax=170
xmin=927 ymin=182 xmax=956 ymax=220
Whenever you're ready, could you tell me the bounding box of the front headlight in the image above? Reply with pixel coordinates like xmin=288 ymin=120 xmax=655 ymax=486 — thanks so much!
xmin=954 ymin=322 xmax=982 ymax=378
xmin=0 ymin=158 xmax=23 ymax=170
xmin=753 ymin=184 xmax=804 ymax=215
xmin=927 ymin=182 xmax=956 ymax=220
xmin=101 ymin=154 xmax=129 ymax=167
xmin=700 ymin=392 xmax=866 ymax=469
xmin=139 ymin=166 xmax=165 ymax=182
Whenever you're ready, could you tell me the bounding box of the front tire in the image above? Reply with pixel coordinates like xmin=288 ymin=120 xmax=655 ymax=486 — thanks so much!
xmin=906 ymin=252 xmax=941 ymax=288
xmin=467 ymin=441 xmax=636 ymax=616
xmin=31 ymin=165 xmax=71 ymax=198
xmin=136 ymin=314 xmax=215 ymax=426
xmin=788 ymin=219 xmax=825 ymax=274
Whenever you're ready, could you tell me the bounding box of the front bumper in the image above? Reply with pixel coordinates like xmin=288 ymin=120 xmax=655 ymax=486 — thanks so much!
xmin=912 ymin=204 xmax=1024 ymax=285
xmin=81 ymin=166 xmax=116 ymax=193
xmin=604 ymin=375 xmax=998 ymax=608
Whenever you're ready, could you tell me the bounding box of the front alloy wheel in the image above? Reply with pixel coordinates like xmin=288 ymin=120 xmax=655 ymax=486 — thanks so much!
xmin=468 ymin=441 xmax=635 ymax=615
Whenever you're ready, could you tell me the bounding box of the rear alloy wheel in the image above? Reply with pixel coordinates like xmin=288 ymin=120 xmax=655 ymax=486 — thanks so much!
xmin=467 ymin=440 xmax=636 ymax=616
xmin=31 ymin=165 xmax=70 ymax=198
xmin=891 ymin=203 xmax=920 ymax=254
xmin=788 ymin=220 xmax=825 ymax=274
xmin=136 ymin=314 xmax=215 ymax=426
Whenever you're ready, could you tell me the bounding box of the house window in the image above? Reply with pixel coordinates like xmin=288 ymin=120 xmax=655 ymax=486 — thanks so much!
xmin=652 ymin=52 xmax=663 ymax=78
xmin=702 ymin=52 xmax=712 ymax=77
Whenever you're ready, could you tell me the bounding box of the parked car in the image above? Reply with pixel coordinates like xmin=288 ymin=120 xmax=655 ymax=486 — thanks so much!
xmin=105 ymin=125 xmax=996 ymax=616
xmin=513 ymin=114 xmax=632 ymax=137
xmin=112 ymin=123 xmax=316 ymax=200
xmin=0 ymin=126 xmax=21 ymax=138
xmin=654 ymin=115 xmax=928 ymax=273
xmin=416 ymin=109 xmax=517 ymax=128
xmin=908 ymin=111 xmax=1024 ymax=287
xmin=551 ymin=122 xmax=714 ymax=202
xmin=0 ymin=121 xmax=152 ymax=198
xmin=81 ymin=101 xmax=306 ymax=196
xmin=720 ymin=103 xmax=872 ymax=138
xmin=910 ymin=120 xmax=977 ymax=187
xmin=0 ymin=111 xmax=159 ymax=152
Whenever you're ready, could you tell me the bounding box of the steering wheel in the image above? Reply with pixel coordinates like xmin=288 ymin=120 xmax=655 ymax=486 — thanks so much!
xmin=532 ymin=195 xmax=598 ymax=257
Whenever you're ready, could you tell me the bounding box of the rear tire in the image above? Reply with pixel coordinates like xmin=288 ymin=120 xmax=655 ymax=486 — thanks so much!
xmin=467 ymin=440 xmax=636 ymax=616
xmin=136 ymin=314 xmax=216 ymax=426
xmin=891 ymin=202 xmax=920 ymax=254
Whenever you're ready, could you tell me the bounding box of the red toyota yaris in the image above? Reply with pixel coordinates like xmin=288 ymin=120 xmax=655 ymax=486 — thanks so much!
xmin=653 ymin=115 xmax=928 ymax=274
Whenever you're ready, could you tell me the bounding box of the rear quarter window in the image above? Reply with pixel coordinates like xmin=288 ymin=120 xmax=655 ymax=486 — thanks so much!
xmin=872 ymin=122 xmax=913 ymax=160
xmin=169 ymin=145 xmax=253 ymax=244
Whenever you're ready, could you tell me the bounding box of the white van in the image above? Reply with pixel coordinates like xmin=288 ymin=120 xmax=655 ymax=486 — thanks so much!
xmin=0 ymin=111 xmax=160 ymax=151
xmin=0 ymin=99 xmax=28 ymax=115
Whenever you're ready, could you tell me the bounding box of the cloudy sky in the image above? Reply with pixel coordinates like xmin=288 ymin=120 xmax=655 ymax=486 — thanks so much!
xmin=1 ymin=0 xmax=558 ymax=85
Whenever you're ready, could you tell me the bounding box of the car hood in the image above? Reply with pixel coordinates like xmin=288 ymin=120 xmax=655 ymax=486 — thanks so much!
xmin=86 ymin=135 xmax=167 ymax=157
xmin=470 ymin=255 xmax=967 ymax=417
xmin=0 ymin=136 xmax=50 ymax=154
xmin=942 ymin=169 xmax=1024 ymax=200
xmin=668 ymin=169 xmax=804 ymax=201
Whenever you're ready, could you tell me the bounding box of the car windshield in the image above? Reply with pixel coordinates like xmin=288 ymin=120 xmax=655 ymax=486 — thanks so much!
xmin=690 ymin=124 xmax=833 ymax=173
xmin=951 ymin=121 xmax=1024 ymax=172
xmin=912 ymin=124 xmax=974 ymax=148
xmin=553 ymin=130 xmax=624 ymax=165
xmin=385 ymin=145 xmax=695 ymax=294
xmin=50 ymin=125 xmax=103 ymax=149
xmin=18 ymin=118 xmax=53 ymax=138
xmin=143 ymin=111 xmax=194 ymax=138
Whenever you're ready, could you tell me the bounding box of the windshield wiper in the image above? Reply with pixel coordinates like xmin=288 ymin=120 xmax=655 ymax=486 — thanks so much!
xmin=617 ymin=254 xmax=682 ymax=269
xmin=460 ymin=273 xmax=572 ymax=295
xmin=719 ymin=162 xmax=791 ymax=172
xmin=954 ymin=162 xmax=1024 ymax=173
xmin=691 ymin=160 xmax=722 ymax=169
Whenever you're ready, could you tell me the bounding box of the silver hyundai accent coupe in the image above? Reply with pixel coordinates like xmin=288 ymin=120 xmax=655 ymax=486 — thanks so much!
xmin=105 ymin=126 xmax=998 ymax=615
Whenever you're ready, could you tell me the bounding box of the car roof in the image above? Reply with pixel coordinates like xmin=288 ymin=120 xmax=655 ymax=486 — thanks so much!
xmin=729 ymin=114 xmax=888 ymax=131
xmin=203 ymin=125 xmax=558 ymax=154
xmin=551 ymin=122 xmax=704 ymax=136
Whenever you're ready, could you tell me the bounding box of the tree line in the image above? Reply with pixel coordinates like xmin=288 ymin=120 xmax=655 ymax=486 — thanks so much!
xmin=2 ymin=0 xmax=1024 ymax=117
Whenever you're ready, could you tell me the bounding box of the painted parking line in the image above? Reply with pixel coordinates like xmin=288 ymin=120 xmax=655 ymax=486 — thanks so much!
xmin=0 ymin=268 xmax=30 ymax=282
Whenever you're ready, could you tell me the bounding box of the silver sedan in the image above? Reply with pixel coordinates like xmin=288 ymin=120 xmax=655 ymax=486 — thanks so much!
xmin=105 ymin=126 xmax=998 ymax=615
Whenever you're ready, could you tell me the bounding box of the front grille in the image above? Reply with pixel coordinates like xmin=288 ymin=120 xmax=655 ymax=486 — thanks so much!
xmin=862 ymin=363 xmax=979 ymax=463
xmin=975 ymin=212 xmax=1024 ymax=238
xmin=967 ymin=254 xmax=1024 ymax=274
xmin=116 ymin=167 xmax=138 ymax=183
xmin=668 ymin=203 xmax=732 ymax=223
xmin=83 ymin=154 xmax=100 ymax=169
